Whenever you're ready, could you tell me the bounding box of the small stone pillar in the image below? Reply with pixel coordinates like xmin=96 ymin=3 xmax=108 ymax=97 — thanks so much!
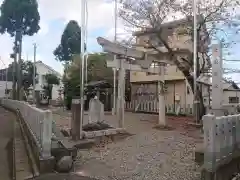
xmin=35 ymin=90 xmax=41 ymax=107
xmin=158 ymin=81 xmax=166 ymax=126
xmin=157 ymin=63 xmax=166 ymax=126
xmin=71 ymin=97 xmax=82 ymax=140
xmin=175 ymin=93 xmax=181 ymax=115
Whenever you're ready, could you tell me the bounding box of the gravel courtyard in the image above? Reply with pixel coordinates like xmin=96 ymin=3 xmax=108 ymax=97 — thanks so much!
xmin=52 ymin=108 xmax=203 ymax=180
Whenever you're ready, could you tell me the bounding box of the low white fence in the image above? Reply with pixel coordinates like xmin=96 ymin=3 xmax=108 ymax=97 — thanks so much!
xmin=125 ymin=100 xmax=193 ymax=115
xmin=1 ymin=99 xmax=52 ymax=158
xmin=202 ymin=113 xmax=240 ymax=172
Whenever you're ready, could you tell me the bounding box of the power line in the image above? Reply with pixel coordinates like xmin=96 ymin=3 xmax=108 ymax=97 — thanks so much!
xmin=224 ymin=60 xmax=240 ymax=62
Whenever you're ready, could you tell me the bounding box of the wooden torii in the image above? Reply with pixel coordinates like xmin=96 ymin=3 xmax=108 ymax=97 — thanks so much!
xmin=97 ymin=37 xmax=167 ymax=127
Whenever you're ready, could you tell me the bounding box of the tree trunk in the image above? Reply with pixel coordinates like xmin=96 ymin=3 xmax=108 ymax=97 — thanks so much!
xmin=12 ymin=36 xmax=17 ymax=100
xmin=17 ymin=30 xmax=23 ymax=101
xmin=185 ymin=73 xmax=205 ymax=121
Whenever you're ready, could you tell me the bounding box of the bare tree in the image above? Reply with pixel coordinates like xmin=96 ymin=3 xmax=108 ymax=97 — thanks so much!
xmin=119 ymin=0 xmax=240 ymax=119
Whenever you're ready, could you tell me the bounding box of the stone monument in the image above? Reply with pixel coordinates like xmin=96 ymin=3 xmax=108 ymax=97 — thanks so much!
xmin=71 ymin=97 xmax=82 ymax=140
xmin=88 ymin=96 xmax=104 ymax=123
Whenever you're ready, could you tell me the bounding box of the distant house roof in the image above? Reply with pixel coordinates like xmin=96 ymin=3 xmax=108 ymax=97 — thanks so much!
xmin=197 ymin=74 xmax=239 ymax=90
xmin=35 ymin=61 xmax=62 ymax=77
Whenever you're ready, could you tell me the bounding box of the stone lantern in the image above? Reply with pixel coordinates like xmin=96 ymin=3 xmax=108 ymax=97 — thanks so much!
xmin=56 ymin=86 xmax=64 ymax=105
xmin=35 ymin=84 xmax=44 ymax=106
xmin=27 ymin=86 xmax=34 ymax=104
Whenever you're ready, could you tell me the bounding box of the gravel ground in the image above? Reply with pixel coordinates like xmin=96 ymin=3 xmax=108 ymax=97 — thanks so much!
xmin=52 ymin=108 xmax=202 ymax=180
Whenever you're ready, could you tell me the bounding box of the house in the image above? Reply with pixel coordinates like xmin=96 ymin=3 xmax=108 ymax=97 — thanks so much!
xmin=0 ymin=61 xmax=63 ymax=100
xmin=129 ymin=17 xmax=210 ymax=113
xmin=35 ymin=61 xmax=63 ymax=100
xmin=197 ymin=74 xmax=240 ymax=106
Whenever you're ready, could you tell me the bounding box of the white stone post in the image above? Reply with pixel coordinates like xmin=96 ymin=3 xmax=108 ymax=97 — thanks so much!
xmin=112 ymin=68 xmax=117 ymax=115
xmin=211 ymin=43 xmax=223 ymax=116
xmin=158 ymin=64 xmax=166 ymax=126
xmin=117 ymin=58 xmax=125 ymax=128
xmin=158 ymin=81 xmax=166 ymax=126
xmin=41 ymin=110 xmax=53 ymax=158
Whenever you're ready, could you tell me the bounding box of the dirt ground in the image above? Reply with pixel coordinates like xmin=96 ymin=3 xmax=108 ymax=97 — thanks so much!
xmin=0 ymin=107 xmax=14 ymax=180
xmin=52 ymin=108 xmax=203 ymax=180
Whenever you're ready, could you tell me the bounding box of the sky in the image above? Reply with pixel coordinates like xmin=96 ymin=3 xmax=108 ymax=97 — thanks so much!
xmin=0 ymin=0 xmax=239 ymax=83
xmin=0 ymin=0 xmax=130 ymax=74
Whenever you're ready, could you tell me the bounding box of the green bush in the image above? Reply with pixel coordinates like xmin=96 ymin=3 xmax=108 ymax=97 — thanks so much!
xmin=65 ymin=96 xmax=72 ymax=110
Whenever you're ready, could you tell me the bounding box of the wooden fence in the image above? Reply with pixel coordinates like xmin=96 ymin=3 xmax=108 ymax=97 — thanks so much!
xmin=125 ymin=100 xmax=193 ymax=115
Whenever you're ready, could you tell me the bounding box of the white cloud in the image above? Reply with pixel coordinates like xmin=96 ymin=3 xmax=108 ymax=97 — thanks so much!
xmin=0 ymin=0 xmax=128 ymax=74
xmin=38 ymin=0 xmax=123 ymax=31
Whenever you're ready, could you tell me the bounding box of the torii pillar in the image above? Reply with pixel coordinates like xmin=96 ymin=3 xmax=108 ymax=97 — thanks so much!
xmin=117 ymin=56 xmax=125 ymax=128
xmin=157 ymin=63 xmax=166 ymax=126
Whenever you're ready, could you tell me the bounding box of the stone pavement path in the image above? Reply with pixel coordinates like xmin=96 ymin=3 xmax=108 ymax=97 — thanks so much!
xmin=0 ymin=107 xmax=14 ymax=180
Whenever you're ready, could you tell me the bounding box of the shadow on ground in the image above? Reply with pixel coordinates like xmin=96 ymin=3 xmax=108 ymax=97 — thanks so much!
xmin=27 ymin=173 xmax=99 ymax=180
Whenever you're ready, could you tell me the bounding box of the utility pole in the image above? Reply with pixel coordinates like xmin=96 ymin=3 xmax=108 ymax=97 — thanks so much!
xmin=12 ymin=38 xmax=17 ymax=100
xmin=79 ymin=0 xmax=86 ymax=139
xmin=5 ymin=60 xmax=8 ymax=99
xmin=16 ymin=30 xmax=23 ymax=101
xmin=193 ymin=0 xmax=200 ymax=123
xmin=112 ymin=0 xmax=118 ymax=115
xmin=33 ymin=43 xmax=37 ymax=103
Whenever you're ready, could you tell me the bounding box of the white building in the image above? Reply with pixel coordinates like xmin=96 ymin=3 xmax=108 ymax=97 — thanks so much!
xmin=0 ymin=81 xmax=12 ymax=98
xmin=197 ymin=74 xmax=240 ymax=106
xmin=35 ymin=61 xmax=63 ymax=100
xmin=0 ymin=61 xmax=62 ymax=100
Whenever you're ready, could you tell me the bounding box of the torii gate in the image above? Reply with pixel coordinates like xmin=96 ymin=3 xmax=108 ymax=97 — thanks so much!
xmin=97 ymin=37 xmax=168 ymax=127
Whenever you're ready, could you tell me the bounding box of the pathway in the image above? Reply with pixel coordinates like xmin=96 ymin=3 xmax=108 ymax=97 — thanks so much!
xmin=0 ymin=107 xmax=14 ymax=180
xmin=52 ymin=108 xmax=203 ymax=180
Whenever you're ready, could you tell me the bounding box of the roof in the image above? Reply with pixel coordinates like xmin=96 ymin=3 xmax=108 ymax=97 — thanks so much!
xmin=197 ymin=74 xmax=239 ymax=90
xmin=35 ymin=61 xmax=62 ymax=77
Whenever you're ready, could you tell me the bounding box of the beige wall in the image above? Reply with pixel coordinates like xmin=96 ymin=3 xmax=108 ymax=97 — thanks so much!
xmin=130 ymin=64 xmax=185 ymax=83
xmin=132 ymin=20 xmax=210 ymax=85
xmin=131 ymin=80 xmax=193 ymax=108
xmin=165 ymin=80 xmax=186 ymax=108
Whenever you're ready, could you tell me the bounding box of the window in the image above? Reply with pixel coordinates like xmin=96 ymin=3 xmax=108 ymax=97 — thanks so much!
xmin=229 ymin=97 xmax=239 ymax=103
xmin=147 ymin=62 xmax=159 ymax=75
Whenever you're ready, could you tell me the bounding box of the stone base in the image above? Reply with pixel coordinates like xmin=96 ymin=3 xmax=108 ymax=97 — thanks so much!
xmin=195 ymin=145 xmax=204 ymax=165
xmin=187 ymin=122 xmax=203 ymax=128
xmin=83 ymin=128 xmax=127 ymax=139
xmin=38 ymin=156 xmax=55 ymax=174
xmin=153 ymin=124 xmax=175 ymax=131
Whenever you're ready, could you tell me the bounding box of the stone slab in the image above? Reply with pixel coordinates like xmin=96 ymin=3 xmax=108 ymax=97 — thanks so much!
xmin=83 ymin=128 xmax=126 ymax=139
xmin=61 ymin=138 xmax=96 ymax=150
xmin=195 ymin=144 xmax=204 ymax=165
